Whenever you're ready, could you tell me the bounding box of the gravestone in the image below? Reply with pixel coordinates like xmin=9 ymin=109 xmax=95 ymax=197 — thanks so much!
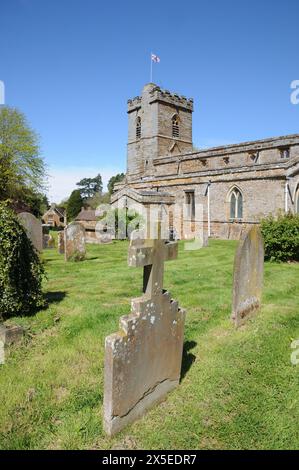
xmin=64 ymin=222 xmax=86 ymax=261
xmin=18 ymin=212 xmax=42 ymax=252
xmin=0 ymin=324 xmax=24 ymax=365
xmin=0 ymin=324 xmax=24 ymax=346
xmin=43 ymin=234 xmax=55 ymax=249
xmin=104 ymin=226 xmax=185 ymax=436
xmin=231 ymin=225 xmax=264 ymax=327
xmin=57 ymin=231 xmax=65 ymax=254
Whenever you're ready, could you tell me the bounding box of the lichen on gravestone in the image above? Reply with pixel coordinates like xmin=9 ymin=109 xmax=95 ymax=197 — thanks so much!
xmin=231 ymin=225 xmax=264 ymax=327
xmin=103 ymin=226 xmax=185 ymax=435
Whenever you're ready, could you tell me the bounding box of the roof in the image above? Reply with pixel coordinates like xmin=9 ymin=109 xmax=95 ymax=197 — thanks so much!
xmin=75 ymin=208 xmax=97 ymax=221
xmin=43 ymin=205 xmax=65 ymax=218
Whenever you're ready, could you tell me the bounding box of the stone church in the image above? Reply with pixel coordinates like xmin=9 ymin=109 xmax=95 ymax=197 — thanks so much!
xmin=112 ymin=83 xmax=299 ymax=239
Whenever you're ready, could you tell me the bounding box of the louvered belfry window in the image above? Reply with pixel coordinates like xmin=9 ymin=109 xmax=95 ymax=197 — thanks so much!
xmin=172 ymin=115 xmax=179 ymax=138
xmin=136 ymin=116 xmax=141 ymax=139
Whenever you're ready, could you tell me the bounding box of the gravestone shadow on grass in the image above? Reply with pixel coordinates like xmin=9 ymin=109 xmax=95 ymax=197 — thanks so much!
xmin=180 ymin=340 xmax=197 ymax=381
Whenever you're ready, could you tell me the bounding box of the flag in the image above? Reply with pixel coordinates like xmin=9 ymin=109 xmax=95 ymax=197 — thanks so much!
xmin=151 ymin=53 xmax=160 ymax=63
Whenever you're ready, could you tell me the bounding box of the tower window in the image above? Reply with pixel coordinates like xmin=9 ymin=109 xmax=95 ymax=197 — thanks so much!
xmin=136 ymin=116 xmax=141 ymax=139
xmin=185 ymin=191 xmax=195 ymax=219
xmin=229 ymin=188 xmax=243 ymax=220
xmin=172 ymin=115 xmax=180 ymax=138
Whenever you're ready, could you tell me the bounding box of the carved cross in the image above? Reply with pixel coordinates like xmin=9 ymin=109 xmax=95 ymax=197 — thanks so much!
xmin=128 ymin=225 xmax=178 ymax=298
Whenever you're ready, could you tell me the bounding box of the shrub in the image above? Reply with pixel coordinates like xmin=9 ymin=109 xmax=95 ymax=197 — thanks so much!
xmin=0 ymin=202 xmax=45 ymax=319
xmin=99 ymin=208 xmax=144 ymax=239
xmin=260 ymin=213 xmax=299 ymax=262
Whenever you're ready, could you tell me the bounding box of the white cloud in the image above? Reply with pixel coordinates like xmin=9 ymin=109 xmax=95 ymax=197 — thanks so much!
xmin=47 ymin=165 xmax=124 ymax=204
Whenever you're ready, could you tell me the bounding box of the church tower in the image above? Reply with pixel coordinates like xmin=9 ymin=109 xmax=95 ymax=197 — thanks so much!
xmin=127 ymin=83 xmax=194 ymax=181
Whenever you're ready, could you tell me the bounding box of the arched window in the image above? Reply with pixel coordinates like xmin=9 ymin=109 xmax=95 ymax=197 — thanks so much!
xmin=172 ymin=115 xmax=179 ymax=138
xmin=229 ymin=188 xmax=243 ymax=220
xmin=136 ymin=116 xmax=141 ymax=139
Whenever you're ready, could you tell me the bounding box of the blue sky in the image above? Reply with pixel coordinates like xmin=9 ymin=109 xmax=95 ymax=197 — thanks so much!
xmin=1 ymin=0 xmax=298 ymax=202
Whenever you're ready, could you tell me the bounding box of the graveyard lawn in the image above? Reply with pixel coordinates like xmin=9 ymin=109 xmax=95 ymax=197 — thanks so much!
xmin=0 ymin=240 xmax=299 ymax=450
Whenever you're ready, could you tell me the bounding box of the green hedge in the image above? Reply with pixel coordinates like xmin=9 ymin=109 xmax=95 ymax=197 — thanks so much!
xmin=260 ymin=213 xmax=299 ymax=262
xmin=0 ymin=202 xmax=45 ymax=319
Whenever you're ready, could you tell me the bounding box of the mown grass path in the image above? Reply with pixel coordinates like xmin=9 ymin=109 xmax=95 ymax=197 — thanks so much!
xmin=0 ymin=240 xmax=299 ymax=449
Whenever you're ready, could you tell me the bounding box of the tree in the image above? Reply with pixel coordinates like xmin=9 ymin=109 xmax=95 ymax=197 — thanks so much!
xmin=76 ymin=174 xmax=103 ymax=199
xmin=0 ymin=202 xmax=45 ymax=319
xmin=66 ymin=189 xmax=83 ymax=221
xmin=21 ymin=189 xmax=49 ymax=217
xmin=107 ymin=173 xmax=125 ymax=194
xmin=86 ymin=192 xmax=111 ymax=209
xmin=0 ymin=106 xmax=46 ymax=203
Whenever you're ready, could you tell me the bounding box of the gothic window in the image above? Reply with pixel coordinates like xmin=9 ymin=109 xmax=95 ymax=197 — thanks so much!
xmin=229 ymin=188 xmax=243 ymax=220
xmin=296 ymin=187 xmax=299 ymax=214
xmin=280 ymin=147 xmax=290 ymax=159
xmin=185 ymin=191 xmax=195 ymax=219
xmin=136 ymin=116 xmax=141 ymax=139
xmin=172 ymin=115 xmax=180 ymax=138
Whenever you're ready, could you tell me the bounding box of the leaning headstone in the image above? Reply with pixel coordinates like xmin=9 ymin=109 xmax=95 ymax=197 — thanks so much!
xmin=57 ymin=231 xmax=65 ymax=254
xmin=104 ymin=227 xmax=185 ymax=436
xmin=64 ymin=222 xmax=86 ymax=261
xmin=18 ymin=212 xmax=42 ymax=252
xmin=231 ymin=225 xmax=264 ymax=327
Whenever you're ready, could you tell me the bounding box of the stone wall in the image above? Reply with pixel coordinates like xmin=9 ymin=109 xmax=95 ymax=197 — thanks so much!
xmin=124 ymin=160 xmax=299 ymax=239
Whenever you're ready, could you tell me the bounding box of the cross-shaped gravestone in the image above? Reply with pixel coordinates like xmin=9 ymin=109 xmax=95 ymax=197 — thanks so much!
xmin=128 ymin=225 xmax=178 ymax=298
xmin=103 ymin=226 xmax=185 ymax=436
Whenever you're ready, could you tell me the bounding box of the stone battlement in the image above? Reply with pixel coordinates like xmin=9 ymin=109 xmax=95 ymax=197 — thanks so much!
xmin=149 ymin=85 xmax=193 ymax=111
xmin=127 ymin=96 xmax=142 ymax=112
xmin=127 ymin=83 xmax=193 ymax=113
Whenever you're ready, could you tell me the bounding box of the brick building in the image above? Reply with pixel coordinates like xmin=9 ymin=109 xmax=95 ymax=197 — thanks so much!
xmin=112 ymin=83 xmax=299 ymax=239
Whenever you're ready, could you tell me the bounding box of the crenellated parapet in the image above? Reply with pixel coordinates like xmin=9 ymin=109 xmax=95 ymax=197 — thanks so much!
xmin=149 ymin=85 xmax=193 ymax=112
xmin=127 ymin=96 xmax=142 ymax=113
xmin=127 ymin=84 xmax=194 ymax=113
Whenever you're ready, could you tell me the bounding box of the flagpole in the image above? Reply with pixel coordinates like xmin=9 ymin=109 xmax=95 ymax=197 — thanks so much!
xmin=150 ymin=52 xmax=153 ymax=82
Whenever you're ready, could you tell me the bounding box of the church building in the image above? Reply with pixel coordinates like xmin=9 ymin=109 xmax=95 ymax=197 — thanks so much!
xmin=112 ymin=83 xmax=299 ymax=239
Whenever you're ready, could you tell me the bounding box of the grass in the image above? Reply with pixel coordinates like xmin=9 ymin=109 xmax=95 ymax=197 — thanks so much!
xmin=0 ymin=239 xmax=299 ymax=450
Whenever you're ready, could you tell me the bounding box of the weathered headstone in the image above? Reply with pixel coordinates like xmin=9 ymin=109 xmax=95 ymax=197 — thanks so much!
xmin=64 ymin=222 xmax=86 ymax=261
xmin=104 ymin=227 xmax=185 ymax=436
xmin=231 ymin=225 xmax=264 ymax=327
xmin=0 ymin=324 xmax=24 ymax=346
xmin=18 ymin=212 xmax=42 ymax=252
xmin=43 ymin=234 xmax=55 ymax=249
xmin=57 ymin=231 xmax=65 ymax=254
xmin=98 ymin=229 xmax=113 ymax=244
xmin=0 ymin=324 xmax=24 ymax=365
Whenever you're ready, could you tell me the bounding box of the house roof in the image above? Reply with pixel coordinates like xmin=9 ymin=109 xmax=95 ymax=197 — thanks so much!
xmin=43 ymin=205 xmax=65 ymax=218
xmin=55 ymin=207 xmax=65 ymax=217
xmin=75 ymin=208 xmax=97 ymax=221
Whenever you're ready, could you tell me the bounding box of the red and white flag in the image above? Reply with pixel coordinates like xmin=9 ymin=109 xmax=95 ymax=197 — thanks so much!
xmin=151 ymin=53 xmax=160 ymax=63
